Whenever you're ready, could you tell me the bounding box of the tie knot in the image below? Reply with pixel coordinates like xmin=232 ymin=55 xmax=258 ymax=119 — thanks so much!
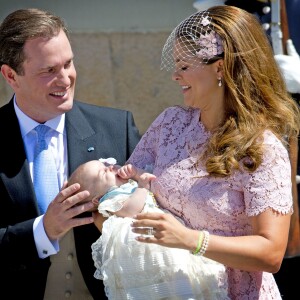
xmin=35 ymin=125 xmax=51 ymax=142
xmin=35 ymin=125 xmax=52 ymax=153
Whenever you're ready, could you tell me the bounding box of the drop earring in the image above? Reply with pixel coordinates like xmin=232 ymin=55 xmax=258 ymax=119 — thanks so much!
xmin=218 ymin=77 xmax=222 ymax=87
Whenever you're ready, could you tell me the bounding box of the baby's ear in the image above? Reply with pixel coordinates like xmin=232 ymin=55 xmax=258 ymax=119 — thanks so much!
xmin=85 ymin=197 xmax=99 ymax=212
xmin=92 ymin=197 xmax=100 ymax=205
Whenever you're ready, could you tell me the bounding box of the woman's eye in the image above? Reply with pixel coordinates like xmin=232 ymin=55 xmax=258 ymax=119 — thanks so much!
xmin=181 ymin=66 xmax=188 ymax=71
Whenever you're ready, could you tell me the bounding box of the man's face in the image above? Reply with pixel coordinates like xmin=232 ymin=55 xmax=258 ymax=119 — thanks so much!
xmin=12 ymin=29 xmax=76 ymax=123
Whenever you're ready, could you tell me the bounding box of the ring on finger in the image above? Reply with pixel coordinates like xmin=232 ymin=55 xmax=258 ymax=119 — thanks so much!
xmin=146 ymin=227 xmax=156 ymax=236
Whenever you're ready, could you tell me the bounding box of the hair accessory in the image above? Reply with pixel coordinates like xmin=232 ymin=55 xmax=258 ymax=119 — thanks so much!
xmin=161 ymin=11 xmax=224 ymax=72
xmin=218 ymin=77 xmax=222 ymax=87
xmin=99 ymin=157 xmax=117 ymax=165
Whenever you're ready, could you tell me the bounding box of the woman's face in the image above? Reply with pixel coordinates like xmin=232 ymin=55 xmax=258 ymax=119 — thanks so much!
xmin=171 ymin=43 xmax=222 ymax=112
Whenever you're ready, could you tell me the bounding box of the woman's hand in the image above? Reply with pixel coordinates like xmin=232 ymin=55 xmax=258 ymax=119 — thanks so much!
xmin=131 ymin=212 xmax=197 ymax=251
xmin=137 ymin=173 xmax=156 ymax=189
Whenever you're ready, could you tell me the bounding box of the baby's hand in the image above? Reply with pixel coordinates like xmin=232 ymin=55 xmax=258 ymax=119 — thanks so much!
xmin=138 ymin=173 xmax=156 ymax=189
xmin=117 ymin=164 xmax=137 ymax=179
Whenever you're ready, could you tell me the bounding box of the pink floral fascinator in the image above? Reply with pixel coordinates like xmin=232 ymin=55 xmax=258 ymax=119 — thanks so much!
xmin=161 ymin=10 xmax=224 ymax=71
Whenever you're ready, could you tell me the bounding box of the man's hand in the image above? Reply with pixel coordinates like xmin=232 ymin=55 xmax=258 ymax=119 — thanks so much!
xmin=43 ymin=182 xmax=95 ymax=240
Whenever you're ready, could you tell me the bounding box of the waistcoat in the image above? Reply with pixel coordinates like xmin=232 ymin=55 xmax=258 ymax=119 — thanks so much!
xmin=43 ymin=230 xmax=93 ymax=300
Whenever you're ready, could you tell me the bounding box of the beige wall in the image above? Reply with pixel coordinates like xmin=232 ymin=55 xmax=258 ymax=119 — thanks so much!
xmin=0 ymin=0 xmax=196 ymax=133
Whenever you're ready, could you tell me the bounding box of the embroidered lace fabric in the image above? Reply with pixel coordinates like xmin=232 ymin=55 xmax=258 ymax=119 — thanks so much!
xmin=91 ymin=182 xmax=229 ymax=299
xmin=127 ymin=105 xmax=293 ymax=300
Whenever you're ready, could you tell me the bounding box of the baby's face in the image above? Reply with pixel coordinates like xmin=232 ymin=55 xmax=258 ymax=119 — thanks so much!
xmin=84 ymin=160 xmax=127 ymax=198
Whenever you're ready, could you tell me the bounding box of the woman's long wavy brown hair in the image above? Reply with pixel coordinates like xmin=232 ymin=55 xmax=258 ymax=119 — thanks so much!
xmin=198 ymin=5 xmax=300 ymax=177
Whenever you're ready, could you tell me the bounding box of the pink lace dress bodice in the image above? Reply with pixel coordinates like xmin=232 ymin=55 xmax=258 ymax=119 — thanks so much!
xmin=128 ymin=106 xmax=292 ymax=300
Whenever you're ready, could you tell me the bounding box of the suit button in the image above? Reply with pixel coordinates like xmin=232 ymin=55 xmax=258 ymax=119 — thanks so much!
xmin=65 ymin=291 xmax=71 ymax=298
xmin=67 ymin=253 xmax=73 ymax=260
xmin=65 ymin=272 xmax=72 ymax=279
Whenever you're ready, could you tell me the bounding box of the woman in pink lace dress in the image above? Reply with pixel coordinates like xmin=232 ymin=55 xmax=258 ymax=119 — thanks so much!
xmin=123 ymin=6 xmax=300 ymax=300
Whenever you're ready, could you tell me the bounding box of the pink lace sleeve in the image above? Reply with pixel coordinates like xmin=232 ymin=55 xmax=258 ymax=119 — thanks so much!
xmin=127 ymin=109 xmax=167 ymax=167
xmin=241 ymin=131 xmax=293 ymax=216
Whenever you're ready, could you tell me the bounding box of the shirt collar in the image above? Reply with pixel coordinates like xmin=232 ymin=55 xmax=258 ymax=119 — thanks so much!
xmin=13 ymin=95 xmax=65 ymax=137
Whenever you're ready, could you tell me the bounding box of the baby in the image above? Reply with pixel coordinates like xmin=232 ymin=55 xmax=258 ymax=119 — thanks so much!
xmin=68 ymin=158 xmax=159 ymax=216
xmin=68 ymin=159 xmax=230 ymax=300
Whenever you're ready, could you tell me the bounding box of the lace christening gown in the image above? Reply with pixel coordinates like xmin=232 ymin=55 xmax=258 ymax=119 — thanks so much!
xmin=92 ymin=180 xmax=229 ymax=299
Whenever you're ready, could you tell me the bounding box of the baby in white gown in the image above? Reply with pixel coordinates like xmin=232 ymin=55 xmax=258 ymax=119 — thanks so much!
xmin=68 ymin=158 xmax=229 ymax=300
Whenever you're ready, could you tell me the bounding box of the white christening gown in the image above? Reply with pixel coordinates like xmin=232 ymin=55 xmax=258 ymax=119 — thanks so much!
xmin=91 ymin=180 xmax=229 ymax=300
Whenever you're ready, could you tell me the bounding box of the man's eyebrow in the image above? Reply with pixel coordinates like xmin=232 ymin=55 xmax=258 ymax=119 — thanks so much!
xmin=39 ymin=58 xmax=74 ymax=70
xmin=39 ymin=65 xmax=54 ymax=70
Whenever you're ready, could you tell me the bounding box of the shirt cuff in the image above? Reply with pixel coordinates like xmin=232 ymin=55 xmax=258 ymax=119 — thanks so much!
xmin=33 ymin=215 xmax=59 ymax=258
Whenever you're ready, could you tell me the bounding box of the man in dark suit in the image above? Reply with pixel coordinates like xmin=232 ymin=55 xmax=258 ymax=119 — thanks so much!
xmin=0 ymin=8 xmax=140 ymax=299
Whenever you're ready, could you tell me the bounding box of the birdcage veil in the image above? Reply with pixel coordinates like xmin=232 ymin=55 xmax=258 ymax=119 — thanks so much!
xmin=161 ymin=10 xmax=224 ymax=71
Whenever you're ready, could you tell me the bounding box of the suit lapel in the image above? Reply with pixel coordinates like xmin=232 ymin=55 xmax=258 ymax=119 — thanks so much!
xmin=65 ymin=101 xmax=104 ymax=175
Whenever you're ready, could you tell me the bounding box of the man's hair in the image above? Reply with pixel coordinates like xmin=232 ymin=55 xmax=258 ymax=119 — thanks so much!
xmin=0 ymin=8 xmax=69 ymax=74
